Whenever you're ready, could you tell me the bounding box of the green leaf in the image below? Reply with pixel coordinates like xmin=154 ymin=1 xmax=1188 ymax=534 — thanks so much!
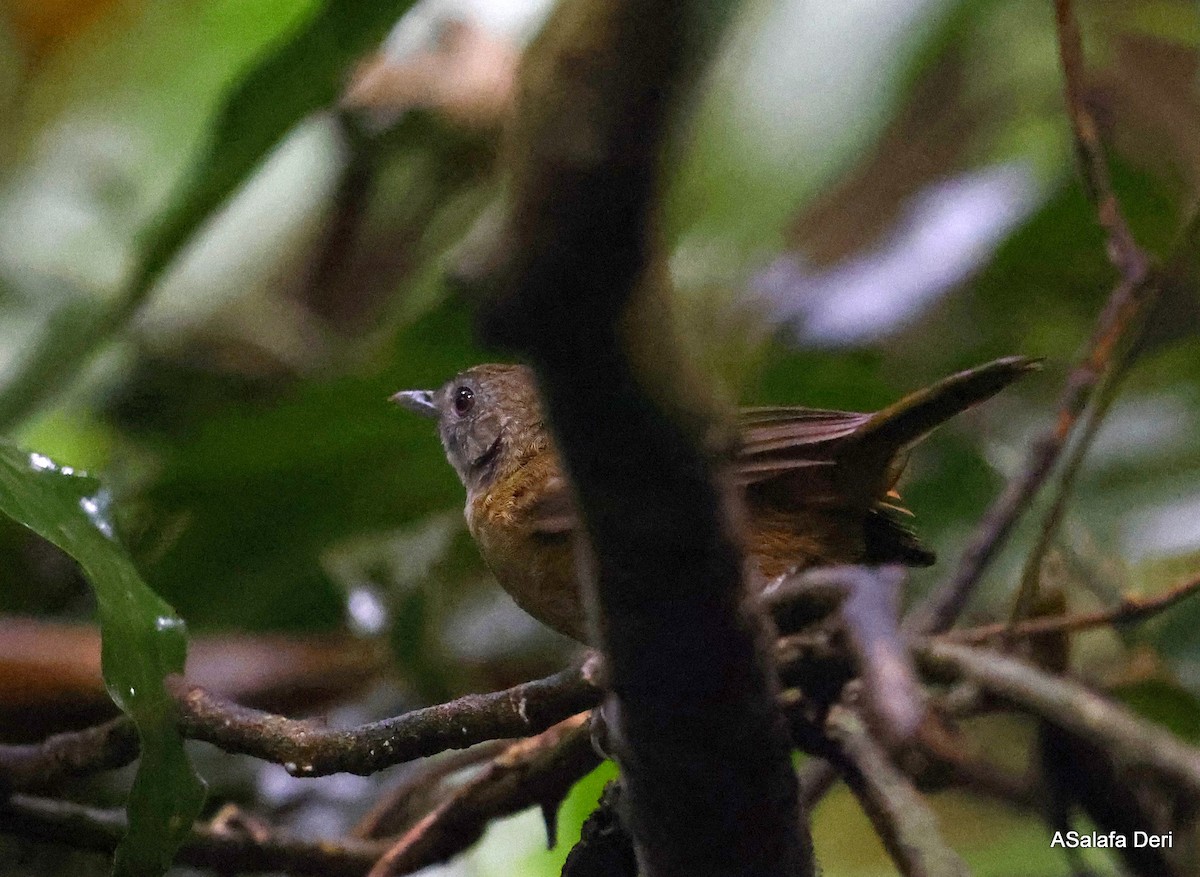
xmin=0 ymin=445 xmax=205 ymax=877
xmin=0 ymin=0 xmax=418 ymax=431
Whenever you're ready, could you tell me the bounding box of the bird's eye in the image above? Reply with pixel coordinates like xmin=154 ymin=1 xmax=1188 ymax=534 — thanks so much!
xmin=452 ymin=386 xmax=475 ymax=416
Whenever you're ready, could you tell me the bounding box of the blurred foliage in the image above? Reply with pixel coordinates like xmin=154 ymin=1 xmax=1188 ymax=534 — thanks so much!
xmin=0 ymin=0 xmax=1198 ymax=873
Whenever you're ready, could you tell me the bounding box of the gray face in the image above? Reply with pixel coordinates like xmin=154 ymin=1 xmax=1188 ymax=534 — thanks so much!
xmin=393 ymin=365 xmax=539 ymax=493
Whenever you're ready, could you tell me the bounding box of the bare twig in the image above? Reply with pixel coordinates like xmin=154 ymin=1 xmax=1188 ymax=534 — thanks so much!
xmin=1053 ymin=0 xmax=1149 ymax=278
xmin=0 ymin=794 xmax=390 ymax=877
xmin=954 ymin=571 xmax=1200 ymax=645
xmin=827 ymin=706 xmax=971 ymax=877
xmin=366 ymin=714 xmax=599 ymax=877
xmin=1 ymin=667 xmax=597 ymax=790
xmin=1008 ymin=360 xmax=1130 ymax=624
xmin=1009 ymin=4 xmax=1200 ymax=624
xmin=913 ymin=270 xmax=1157 ymax=634
xmin=171 ymin=667 xmax=599 ymax=777
xmin=917 ymin=641 xmax=1200 ymax=799
xmin=909 ymin=0 xmax=1162 ymax=636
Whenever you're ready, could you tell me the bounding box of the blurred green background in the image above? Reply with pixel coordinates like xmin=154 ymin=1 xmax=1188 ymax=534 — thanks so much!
xmin=0 ymin=0 xmax=1198 ymax=874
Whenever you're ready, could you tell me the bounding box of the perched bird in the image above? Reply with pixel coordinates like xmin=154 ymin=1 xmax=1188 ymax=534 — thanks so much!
xmin=394 ymin=357 xmax=1035 ymax=643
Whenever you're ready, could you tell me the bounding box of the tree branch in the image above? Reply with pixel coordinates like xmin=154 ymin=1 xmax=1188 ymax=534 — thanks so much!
xmin=169 ymin=667 xmax=599 ymax=777
xmin=1053 ymin=0 xmax=1149 ymax=279
xmin=367 ymin=714 xmax=599 ymax=877
xmin=1008 ymin=358 xmax=1131 ymax=624
xmin=908 ymin=0 xmax=1162 ymax=636
xmin=0 ymin=717 xmax=137 ymax=792
xmin=0 ymin=794 xmax=390 ymax=877
xmin=953 ymin=570 xmax=1200 ymax=645
xmin=917 ymin=640 xmax=1200 ymax=800
xmin=352 ymin=741 xmax=511 ymax=840
xmin=826 ymin=706 xmax=971 ymax=877
xmin=911 ymin=268 xmax=1157 ymax=634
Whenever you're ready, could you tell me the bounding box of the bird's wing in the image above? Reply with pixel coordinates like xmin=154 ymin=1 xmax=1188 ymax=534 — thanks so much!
xmin=521 ymin=409 xmax=872 ymax=533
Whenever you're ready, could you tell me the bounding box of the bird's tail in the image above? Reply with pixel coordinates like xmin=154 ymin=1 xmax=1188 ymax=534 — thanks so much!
xmin=858 ymin=356 xmax=1041 ymax=456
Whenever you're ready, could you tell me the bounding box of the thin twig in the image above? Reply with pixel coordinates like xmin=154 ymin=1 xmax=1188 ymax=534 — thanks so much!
xmin=909 ymin=0 xmax=1159 ymax=636
xmin=366 ymin=714 xmax=599 ymax=877
xmin=1008 ymin=358 xmax=1131 ymax=624
xmin=826 ymin=706 xmax=971 ymax=877
xmin=1011 ymin=2 xmax=1200 ymax=622
xmin=1053 ymin=0 xmax=1149 ymax=278
xmin=0 ymin=794 xmax=389 ymax=877
xmin=953 ymin=571 xmax=1200 ymax=645
xmin=913 ymin=271 xmax=1157 ymax=635
xmin=917 ymin=640 xmax=1200 ymax=799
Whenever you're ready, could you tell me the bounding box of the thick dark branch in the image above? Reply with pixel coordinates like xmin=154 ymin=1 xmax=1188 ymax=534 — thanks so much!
xmin=0 ymin=794 xmax=389 ymax=877
xmin=170 ymin=667 xmax=598 ymax=777
xmin=827 ymin=706 xmax=971 ymax=877
xmin=463 ymin=0 xmax=811 ymax=873
xmin=917 ymin=641 xmax=1200 ymax=800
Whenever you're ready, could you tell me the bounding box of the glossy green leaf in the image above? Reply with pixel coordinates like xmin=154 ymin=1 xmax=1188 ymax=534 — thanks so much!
xmin=0 ymin=445 xmax=205 ymax=877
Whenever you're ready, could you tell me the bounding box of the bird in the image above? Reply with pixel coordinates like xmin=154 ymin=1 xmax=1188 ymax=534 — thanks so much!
xmin=393 ymin=357 xmax=1036 ymax=643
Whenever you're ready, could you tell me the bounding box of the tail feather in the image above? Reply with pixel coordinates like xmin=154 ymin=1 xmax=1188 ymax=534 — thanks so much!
xmin=857 ymin=356 xmax=1040 ymax=456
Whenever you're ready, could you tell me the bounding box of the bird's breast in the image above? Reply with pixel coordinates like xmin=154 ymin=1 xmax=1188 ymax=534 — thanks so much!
xmin=466 ymin=481 xmax=587 ymax=642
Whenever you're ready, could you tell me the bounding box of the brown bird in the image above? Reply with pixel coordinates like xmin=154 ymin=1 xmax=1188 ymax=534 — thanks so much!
xmin=394 ymin=357 xmax=1036 ymax=643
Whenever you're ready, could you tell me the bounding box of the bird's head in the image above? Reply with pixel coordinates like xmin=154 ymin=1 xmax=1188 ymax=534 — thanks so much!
xmin=392 ymin=364 xmax=547 ymax=493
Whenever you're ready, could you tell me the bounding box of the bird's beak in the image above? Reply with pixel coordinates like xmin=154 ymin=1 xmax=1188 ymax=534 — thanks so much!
xmin=390 ymin=389 xmax=438 ymax=418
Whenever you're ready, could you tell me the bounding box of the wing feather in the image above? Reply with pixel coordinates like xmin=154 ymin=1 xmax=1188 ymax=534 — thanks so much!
xmin=737 ymin=407 xmax=869 ymax=486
